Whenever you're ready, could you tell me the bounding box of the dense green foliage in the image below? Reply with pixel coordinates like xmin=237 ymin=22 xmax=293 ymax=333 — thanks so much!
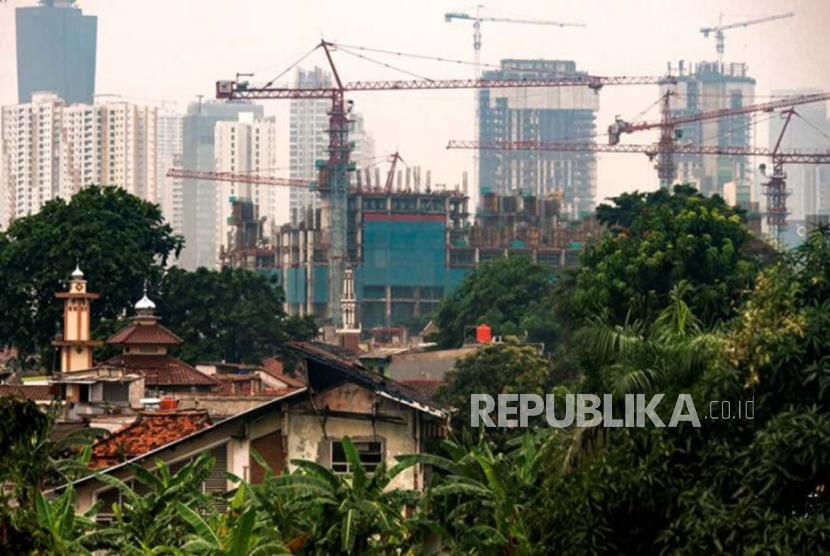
xmin=431 ymin=256 xmax=559 ymax=349
xmin=0 ymin=186 xmax=183 ymax=361
xmin=437 ymin=341 xmax=559 ymax=429
xmin=155 ymin=267 xmax=315 ymax=365
xmin=578 ymin=184 xmax=759 ymax=326
xmin=0 ymin=186 xmax=316 ymax=368
xmin=5 ymin=185 xmax=830 ymax=554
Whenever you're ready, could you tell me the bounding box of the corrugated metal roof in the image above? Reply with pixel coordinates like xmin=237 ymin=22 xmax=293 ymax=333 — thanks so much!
xmin=287 ymin=342 xmax=452 ymax=418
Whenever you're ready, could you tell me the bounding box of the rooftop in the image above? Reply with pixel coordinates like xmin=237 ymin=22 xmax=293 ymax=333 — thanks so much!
xmin=0 ymin=384 xmax=55 ymax=401
xmin=89 ymin=410 xmax=212 ymax=470
xmin=101 ymin=354 xmax=217 ymax=387
xmin=106 ymin=322 xmax=183 ymax=346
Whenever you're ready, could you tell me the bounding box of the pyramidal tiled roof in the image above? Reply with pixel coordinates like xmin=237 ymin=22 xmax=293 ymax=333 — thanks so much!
xmin=106 ymin=322 xmax=183 ymax=346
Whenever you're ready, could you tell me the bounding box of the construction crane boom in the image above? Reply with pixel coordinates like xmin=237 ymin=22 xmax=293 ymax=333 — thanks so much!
xmin=700 ymin=12 xmax=794 ymax=63
xmin=612 ymin=90 xmax=830 ymax=139
xmin=167 ymin=168 xmax=314 ymax=189
xmin=447 ymin=140 xmax=830 ymax=164
xmin=218 ymin=74 xmax=673 ymax=100
xmin=445 ymin=11 xmax=585 ymax=27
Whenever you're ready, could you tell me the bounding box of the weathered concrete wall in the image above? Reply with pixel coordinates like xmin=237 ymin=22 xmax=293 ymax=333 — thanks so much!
xmin=286 ymin=383 xmax=420 ymax=491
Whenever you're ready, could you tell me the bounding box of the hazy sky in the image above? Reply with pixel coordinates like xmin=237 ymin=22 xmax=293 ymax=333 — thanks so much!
xmin=2 ymin=0 xmax=829 ymax=218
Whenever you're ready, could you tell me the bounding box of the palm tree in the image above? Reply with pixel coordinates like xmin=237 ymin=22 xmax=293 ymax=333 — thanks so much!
xmin=94 ymin=454 xmax=217 ymax=552
xmin=566 ymin=282 xmax=724 ymax=468
xmin=397 ymin=435 xmax=543 ymax=556
xmin=32 ymin=487 xmax=103 ymax=555
xmin=268 ymin=436 xmax=415 ymax=555
xmin=176 ymin=484 xmax=288 ymax=555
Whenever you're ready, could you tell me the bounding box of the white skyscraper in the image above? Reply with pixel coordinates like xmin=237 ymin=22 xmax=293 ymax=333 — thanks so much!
xmin=1 ymin=93 xmax=158 ymax=227
xmin=214 ymin=115 xmax=279 ymax=264
xmin=289 ymin=67 xmax=331 ymax=225
xmin=157 ymin=104 xmax=184 ymax=236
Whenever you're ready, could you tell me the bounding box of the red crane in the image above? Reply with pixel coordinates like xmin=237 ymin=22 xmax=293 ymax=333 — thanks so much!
xmin=216 ymin=40 xmax=675 ymax=324
xmin=448 ymin=110 xmax=830 ymax=241
xmin=166 ymin=168 xmax=314 ymax=189
xmin=606 ymin=89 xmax=830 ymax=187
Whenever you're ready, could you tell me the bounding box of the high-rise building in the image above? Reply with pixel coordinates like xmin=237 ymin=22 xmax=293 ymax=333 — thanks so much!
xmin=769 ymin=89 xmax=830 ymax=222
xmin=215 ymin=115 xmax=279 ymax=263
xmin=1 ymin=93 xmax=157 ymax=227
xmin=16 ymin=0 xmax=97 ymax=105
xmin=479 ymin=60 xmax=598 ymax=217
xmin=181 ymin=101 xmax=263 ymax=270
xmin=289 ymin=67 xmax=331 ymax=225
xmin=662 ymin=61 xmax=756 ymax=201
xmin=350 ymin=112 xmax=375 ymax=175
xmin=157 ymin=105 xmax=184 ymax=238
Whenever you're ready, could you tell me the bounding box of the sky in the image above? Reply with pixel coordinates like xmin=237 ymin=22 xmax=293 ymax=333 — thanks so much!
xmin=2 ymin=0 xmax=830 ymax=220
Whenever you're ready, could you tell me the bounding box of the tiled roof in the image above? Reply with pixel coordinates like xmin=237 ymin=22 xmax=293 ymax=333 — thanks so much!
xmin=0 ymin=384 xmax=55 ymax=401
xmin=106 ymin=322 xmax=183 ymax=346
xmin=102 ymin=354 xmax=217 ymax=387
xmin=400 ymin=380 xmax=443 ymax=399
xmin=89 ymin=410 xmax=212 ymax=470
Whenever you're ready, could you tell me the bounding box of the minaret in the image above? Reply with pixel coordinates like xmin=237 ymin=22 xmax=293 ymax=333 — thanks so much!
xmin=336 ymin=267 xmax=361 ymax=353
xmin=53 ymin=265 xmax=103 ymax=373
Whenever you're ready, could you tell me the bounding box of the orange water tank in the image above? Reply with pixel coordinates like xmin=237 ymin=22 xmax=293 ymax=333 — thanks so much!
xmin=476 ymin=324 xmax=492 ymax=344
xmin=160 ymin=397 xmax=178 ymax=411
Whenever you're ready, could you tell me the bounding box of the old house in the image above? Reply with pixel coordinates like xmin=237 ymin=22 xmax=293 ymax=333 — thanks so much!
xmin=69 ymin=341 xmax=453 ymax=515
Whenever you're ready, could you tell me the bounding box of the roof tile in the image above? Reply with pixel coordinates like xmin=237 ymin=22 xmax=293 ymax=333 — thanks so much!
xmin=106 ymin=322 xmax=183 ymax=346
xmin=0 ymin=385 xmax=55 ymax=401
xmin=89 ymin=410 xmax=212 ymax=469
xmin=102 ymin=354 xmax=217 ymax=387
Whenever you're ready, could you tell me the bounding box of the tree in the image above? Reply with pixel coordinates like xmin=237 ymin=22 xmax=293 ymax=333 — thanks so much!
xmin=269 ymin=437 xmax=416 ymax=554
xmin=576 ymin=184 xmax=759 ymax=327
xmin=0 ymin=397 xmax=102 ymax=554
xmin=530 ymin=226 xmax=830 ymax=554
xmin=95 ymin=455 xmax=217 ymax=553
xmin=431 ymin=256 xmax=559 ymax=350
xmin=154 ymin=267 xmax=298 ymax=364
xmin=399 ymin=435 xmax=547 ymax=556
xmin=437 ymin=341 xmax=558 ymax=432
xmin=176 ymin=485 xmax=288 ymax=555
xmin=0 ymin=186 xmax=183 ymax=362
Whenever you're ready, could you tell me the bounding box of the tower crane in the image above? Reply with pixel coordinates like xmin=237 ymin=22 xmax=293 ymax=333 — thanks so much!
xmin=444 ymin=7 xmax=586 ymax=78
xmin=448 ymin=106 xmax=830 ymax=242
xmin=700 ymin=12 xmax=794 ymax=65
xmin=607 ymin=89 xmax=830 ymax=187
xmin=216 ymin=40 xmax=672 ymax=325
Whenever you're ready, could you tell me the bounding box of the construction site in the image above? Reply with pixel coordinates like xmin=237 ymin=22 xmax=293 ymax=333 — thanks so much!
xmin=183 ymin=10 xmax=830 ymax=335
xmin=219 ymin=167 xmax=599 ymax=329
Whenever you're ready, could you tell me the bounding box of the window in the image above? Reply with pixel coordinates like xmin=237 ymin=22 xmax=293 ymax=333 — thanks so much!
xmin=330 ymin=440 xmax=383 ymax=474
xmin=103 ymin=382 xmax=129 ymax=403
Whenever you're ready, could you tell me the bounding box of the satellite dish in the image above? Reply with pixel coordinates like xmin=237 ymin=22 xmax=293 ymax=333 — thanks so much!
xmin=797 ymin=226 xmax=807 ymax=237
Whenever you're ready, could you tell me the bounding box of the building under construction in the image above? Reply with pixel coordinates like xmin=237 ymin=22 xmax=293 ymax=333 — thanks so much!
xmin=222 ymin=176 xmax=600 ymax=330
xmin=662 ymin=61 xmax=756 ymax=200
